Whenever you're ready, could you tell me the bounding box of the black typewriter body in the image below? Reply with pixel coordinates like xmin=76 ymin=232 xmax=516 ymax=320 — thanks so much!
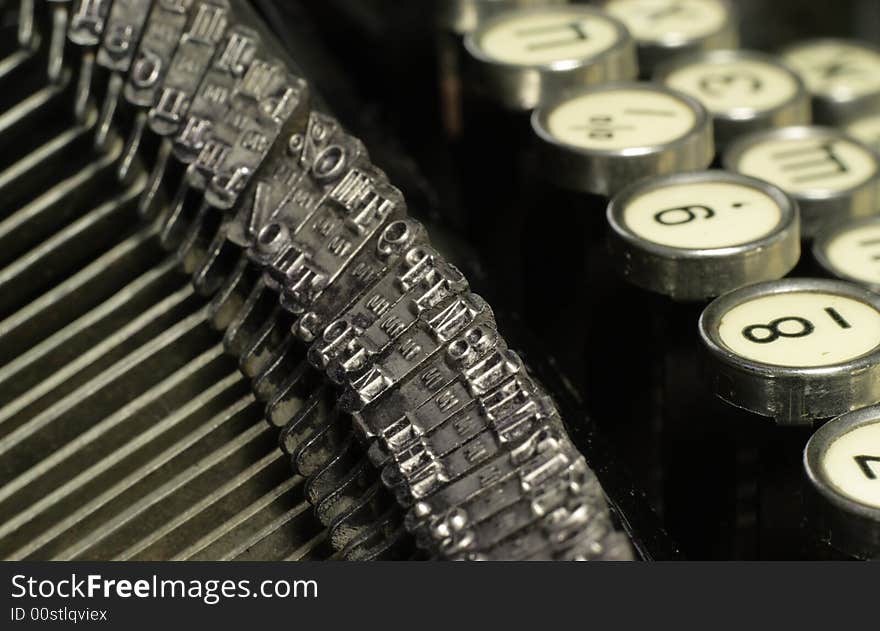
xmin=1 ymin=0 xmax=879 ymax=561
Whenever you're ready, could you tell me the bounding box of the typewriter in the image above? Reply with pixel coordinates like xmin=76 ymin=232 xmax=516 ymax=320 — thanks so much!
xmin=1 ymin=0 xmax=879 ymax=562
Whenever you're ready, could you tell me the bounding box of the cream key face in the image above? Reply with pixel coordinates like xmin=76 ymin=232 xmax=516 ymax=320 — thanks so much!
xmin=663 ymin=57 xmax=799 ymax=116
xmin=846 ymin=113 xmax=880 ymax=152
xmin=716 ymin=290 xmax=880 ymax=367
xmin=604 ymin=0 xmax=728 ymax=44
xmin=820 ymin=219 xmax=880 ymax=288
xmin=546 ymin=88 xmax=697 ymax=150
xmin=476 ymin=8 xmax=622 ymax=66
xmin=783 ymin=41 xmax=880 ymax=101
xmin=732 ymin=133 xmax=878 ymax=196
xmin=821 ymin=421 xmax=880 ymax=510
xmin=622 ymin=180 xmax=783 ymax=249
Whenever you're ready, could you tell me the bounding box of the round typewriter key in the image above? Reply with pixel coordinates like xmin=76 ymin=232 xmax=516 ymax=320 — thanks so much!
xmin=464 ymin=5 xmax=636 ymax=110
xmin=804 ymin=405 xmax=880 ymax=558
xmin=699 ymin=278 xmax=880 ymax=425
xmin=813 ymin=216 xmax=880 ymax=293
xmin=781 ymin=39 xmax=880 ymax=125
xmin=607 ymin=171 xmax=800 ymax=301
xmin=845 ymin=112 xmax=880 ymax=153
xmin=724 ymin=126 xmax=880 ymax=238
xmin=435 ymin=0 xmax=570 ymax=136
xmin=656 ymin=50 xmax=811 ymax=150
xmin=532 ymin=82 xmax=713 ymax=196
xmin=602 ymin=0 xmax=738 ymax=78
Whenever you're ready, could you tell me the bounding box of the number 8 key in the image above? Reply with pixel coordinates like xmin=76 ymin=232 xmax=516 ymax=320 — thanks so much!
xmin=699 ymin=278 xmax=880 ymax=425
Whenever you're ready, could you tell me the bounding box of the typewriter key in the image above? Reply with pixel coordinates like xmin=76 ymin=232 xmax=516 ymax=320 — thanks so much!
xmin=781 ymin=39 xmax=880 ymax=125
xmin=845 ymin=112 xmax=880 ymax=153
xmin=532 ymin=82 xmax=713 ymax=196
xmin=804 ymin=405 xmax=880 ymax=559
xmin=813 ymin=216 xmax=880 ymax=293
xmin=435 ymin=0 xmax=570 ymax=137
xmin=601 ymin=0 xmax=738 ymax=78
xmin=656 ymin=50 xmax=811 ymax=151
xmin=724 ymin=126 xmax=880 ymax=238
xmin=607 ymin=171 xmax=800 ymax=301
xmin=700 ymin=278 xmax=880 ymax=425
xmin=463 ymin=5 xmax=636 ymax=111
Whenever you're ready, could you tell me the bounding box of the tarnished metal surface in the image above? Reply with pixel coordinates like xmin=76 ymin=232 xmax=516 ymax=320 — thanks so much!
xmin=0 ymin=0 xmax=631 ymax=561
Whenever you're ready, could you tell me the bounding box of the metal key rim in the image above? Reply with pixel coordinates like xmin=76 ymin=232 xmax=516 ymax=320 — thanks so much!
xmin=699 ymin=277 xmax=880 ymax=380
xmin=699 ymin=278 xmax=880 ymax=424
xmin=805 ymin=405 xmax=880 ymax=524
xmin=606 ymin=170 xmax=801 ymax=300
